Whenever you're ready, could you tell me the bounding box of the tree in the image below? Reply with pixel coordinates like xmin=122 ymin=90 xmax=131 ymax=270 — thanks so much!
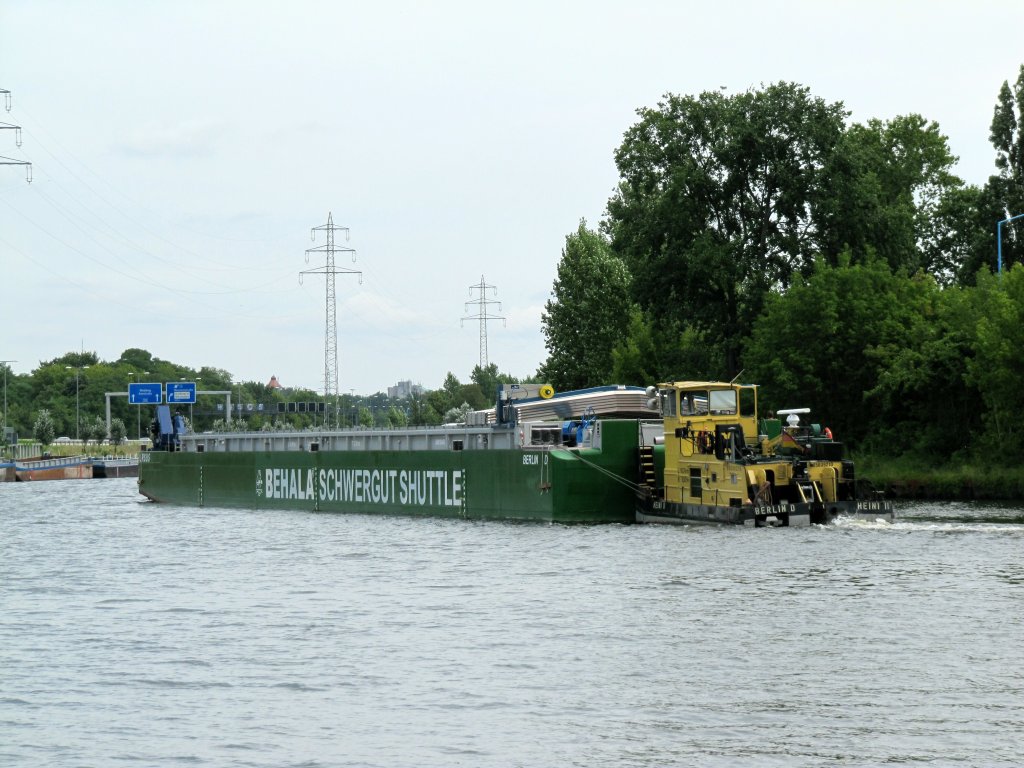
xmin=109 ymin=418 xmax=127 ymax=455
xmin=987 ymin=65 xmax=1024 ymax=271
xmin=117 ymin=348 xmax=155 ymax=370
xmin=86 ymin=415 xmax=107 ymax=450
xmin=470 ymin=363 xmax=519 ymax=404
xmin=610 ymin=306 xmax=659 ymax=386
xmin=541 ymin=220 xmax=633 ymax=390
xmin=609 ymin=308 xmax=723 ymax=385
xmin=34 ymin=409 xmax=56 ymax=450
xmin=963 ymin=266 xmax=1024 ymax=455
xmin=743 ymin=255 xmax=936 ymax=446
xmin=817 ymin=114 xmax=967 ymax=284
xmin=864 ymin=276 xmax=980 ymax=458
xmin=357 ymin=406 xmax=373 ymax=428
xmin=385 ymin=406 xmax=408 ymax=428
xmin=443 ymin=402 xmax=473 ymax=424
xmin=606 ymin=83 xmax=848 ymax=376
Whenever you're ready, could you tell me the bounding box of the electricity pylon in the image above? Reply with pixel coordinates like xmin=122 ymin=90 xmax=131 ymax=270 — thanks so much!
xmin=462 ymin=275 xmax=505 ymax=370
xmin=300 ymin=213 xmax=360 ymax=428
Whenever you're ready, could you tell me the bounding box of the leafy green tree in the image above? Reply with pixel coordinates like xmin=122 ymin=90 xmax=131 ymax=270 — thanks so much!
xmin=118 ymin=348 xmax=156 ymax=371
xmin=983 ymin=65 xmax=1024 ymax=273
xmin=34 ymin=409 xmax=56 ymax=449
xmin=964 ymin=266 xmax=1024 ymax=454
xmin=426 ymin=377 xmax=458 ymax=423
xmin=86 ymin=415 xmax=107 ymax=449
xmin=470 ymin=363 xmax=519 ymax=404
xmin=109 ymin=418 xmax=127 ymax=455
xmin=817 ymin=114 xmax=967 ymax=283
xmin=864 ymin=276 xmax=980 ymax=458
xmin=441 ymin=372 xmax=461 ymax=402
xmin=609 ymin=308 xmax=723 ymax=386
xmin=744 ymin=255 xmax=935 ymax=446
xmin=357 ymin=406 xmax=373 ymax=428
xmin=606 ymin=83 xmax=848 ymax=375
xmin=609 ymin=306 xmax=658 ymax=386
xmin=455 ymin=383 xmax=487 ymax=410
xmin=443 ymin=403 xmax=473 ymax=424
xmin=385 ymin=406 xmax=408 ymax=428
xmin=541 ymin=220 xmax=633 ymax=390
xmin=407 ymin=391 xmax=436 ymax=426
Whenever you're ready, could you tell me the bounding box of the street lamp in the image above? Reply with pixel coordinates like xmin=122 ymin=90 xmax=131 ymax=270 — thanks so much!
xmin=65 ymin=364 xmax=90 ymax=441
xmin=128 ymin=371 xmax=150 ymax=440
xmin=232 ymin=379 xmax=243 ymax=425
xmin=1 ymin=359 xmax=15 ymax=451
xmin=998 ymin=212 xmax=1024 ymax=274
xmin=193 ymin=377 xmax=201 ymax=429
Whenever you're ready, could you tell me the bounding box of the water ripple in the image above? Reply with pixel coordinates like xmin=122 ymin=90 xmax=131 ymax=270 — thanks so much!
xmin=2 ymin=481 xmax=1023 ymax=766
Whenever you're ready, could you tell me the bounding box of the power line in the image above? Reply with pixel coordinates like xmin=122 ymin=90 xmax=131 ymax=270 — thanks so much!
xmin=461 ymin=275 xmax=505 ymax=369
xmin=300 ymin=212 xmax=361 ymax=427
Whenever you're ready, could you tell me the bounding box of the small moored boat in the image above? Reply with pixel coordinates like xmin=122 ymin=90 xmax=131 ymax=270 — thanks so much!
xmin=15 ymin=455 xmax=93 ymax=481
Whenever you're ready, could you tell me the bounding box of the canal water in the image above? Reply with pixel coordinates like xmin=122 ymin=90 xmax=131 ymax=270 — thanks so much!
xmin=2 ymin=478 xmax=1023 ymax=767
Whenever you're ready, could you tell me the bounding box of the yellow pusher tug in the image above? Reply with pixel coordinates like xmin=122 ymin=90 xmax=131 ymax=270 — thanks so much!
xmin=635 ymin=380 xmax=895 ymax=526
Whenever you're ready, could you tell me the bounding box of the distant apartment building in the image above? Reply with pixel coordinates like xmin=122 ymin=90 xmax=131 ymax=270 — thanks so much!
xmin=387 ymin=380 xmax=423 ymax=399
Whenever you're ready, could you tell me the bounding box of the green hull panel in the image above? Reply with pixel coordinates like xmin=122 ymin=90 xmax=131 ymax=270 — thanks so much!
xmin=138 ymin=421 xmax=639 ymax=524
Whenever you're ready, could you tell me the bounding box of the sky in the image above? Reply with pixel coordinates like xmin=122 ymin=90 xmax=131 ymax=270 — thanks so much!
xmin=2 ymin=1 xmax=1023 ymax=395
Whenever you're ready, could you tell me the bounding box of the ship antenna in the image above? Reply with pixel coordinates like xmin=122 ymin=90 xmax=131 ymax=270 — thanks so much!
xmin=729 ymin=369 xmax=745 ymax=385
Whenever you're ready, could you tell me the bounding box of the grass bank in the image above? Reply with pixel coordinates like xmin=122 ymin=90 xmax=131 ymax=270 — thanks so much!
xmin=855 ymin=453 xmax=1024 ymax=501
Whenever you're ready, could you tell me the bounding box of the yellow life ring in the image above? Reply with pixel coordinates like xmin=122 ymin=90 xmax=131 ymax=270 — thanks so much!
xmin=539 ymin=384 xmax=555 ymax=400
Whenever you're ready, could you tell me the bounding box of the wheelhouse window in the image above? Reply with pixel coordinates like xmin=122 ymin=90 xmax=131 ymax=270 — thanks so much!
xmin=681 ymin=391 xmax=707 ymax=416
xmin=660 ymin=389 xmax=678 ymax=417
xmin=708 ymin=389 xmax=736 ymax=415
xmin=739 ymin=387 xmax=756 ymax=418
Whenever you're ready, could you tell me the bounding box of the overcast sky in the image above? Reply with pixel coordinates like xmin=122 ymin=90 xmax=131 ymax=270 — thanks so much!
xmin=2 ymin=1 xmax=1023 ymax=394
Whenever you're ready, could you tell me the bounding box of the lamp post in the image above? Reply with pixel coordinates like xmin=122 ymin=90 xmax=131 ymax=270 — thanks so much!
xmin=1 ymin=359 xmax=14 ymax=451
xmin=997 ymin=212 xmax=1024 ymax=275
xmin=232 ymin=379 xmax=242 ymax=425
xmin=193 ymin=377 xmax=201 ymax=429
xmin=128 ymin=371 xmax=150 ymax=440
xmin=65 ymin=364 xmax=90 ymax=441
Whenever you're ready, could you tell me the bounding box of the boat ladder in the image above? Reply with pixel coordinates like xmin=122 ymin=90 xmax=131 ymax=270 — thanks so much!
xmin=638 ymin=445 xmax=658 ymax=492
xmin=794 ymin=480 xmax=822 ymax=504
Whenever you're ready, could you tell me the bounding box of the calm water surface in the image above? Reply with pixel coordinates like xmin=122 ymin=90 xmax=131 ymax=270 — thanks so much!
xmin=2 ymin=479 xmax=1023 ymax=767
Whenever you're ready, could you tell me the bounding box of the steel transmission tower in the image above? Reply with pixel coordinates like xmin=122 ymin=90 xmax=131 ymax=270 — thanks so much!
xmin=0 ymin=87 xmax=32 ymax=182
xmin=462 ymin=275 xmax=505 ymax=369
xmin=300 ymin=213 xmax=360 ymax=427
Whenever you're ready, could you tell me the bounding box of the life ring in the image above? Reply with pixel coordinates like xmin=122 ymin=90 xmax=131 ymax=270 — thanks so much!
xmin=539 ymin=384 xmax=555 ymax=400
xmin=824 ymin=427 xmax=833 ymax=440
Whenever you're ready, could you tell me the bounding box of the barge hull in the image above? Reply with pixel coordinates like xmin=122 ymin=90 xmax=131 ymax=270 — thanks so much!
xmin=138 ymin=421 xmax=640 ymax=524
xmin=636 ymin=497 xmax=896 ymax=526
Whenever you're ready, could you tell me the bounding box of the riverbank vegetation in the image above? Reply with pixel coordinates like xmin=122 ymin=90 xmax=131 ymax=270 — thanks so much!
xmin=0 ymin=348 xmax=515 ymax=453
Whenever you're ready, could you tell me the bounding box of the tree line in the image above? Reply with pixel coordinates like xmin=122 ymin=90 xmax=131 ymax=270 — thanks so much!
xmin=0 ymin=344 xmax=520 ymax=448
xmin=539 ymin=68 xmax=1024 ymax=462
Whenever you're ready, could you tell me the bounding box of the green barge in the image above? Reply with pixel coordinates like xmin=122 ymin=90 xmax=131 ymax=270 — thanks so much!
xmin=139 ymin=419 xmax=642 ymax=524
xmin=138 ymin=381 xmax=895 ymax=526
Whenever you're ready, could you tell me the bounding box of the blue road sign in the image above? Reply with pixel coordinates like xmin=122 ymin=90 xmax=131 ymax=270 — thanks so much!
xmin=128 ymin=382 xmax=163 ymax=404
xmin=166 ymin=381 xmax=197 ymax=405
